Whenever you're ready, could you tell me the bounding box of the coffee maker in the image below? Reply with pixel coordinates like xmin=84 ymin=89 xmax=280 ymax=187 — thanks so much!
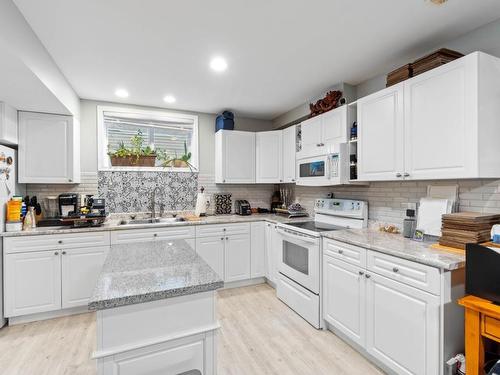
xmin=58 ymin=193 xmax=78 ymax=217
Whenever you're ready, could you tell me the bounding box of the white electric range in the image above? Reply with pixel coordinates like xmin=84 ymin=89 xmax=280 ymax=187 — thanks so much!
xmin=275 ymin=198 xmax=368 ymax=328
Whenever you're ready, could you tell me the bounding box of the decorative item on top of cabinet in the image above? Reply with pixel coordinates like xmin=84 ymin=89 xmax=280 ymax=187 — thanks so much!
xmin=309 ymin=90 xmax=342 ymax=117
xmin=18 ymin=111 xmax=80 ymax=184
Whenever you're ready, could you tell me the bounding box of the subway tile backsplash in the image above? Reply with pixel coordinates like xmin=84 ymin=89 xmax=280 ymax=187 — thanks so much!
xmin=26 ymin=172 xmax=500 ymax=225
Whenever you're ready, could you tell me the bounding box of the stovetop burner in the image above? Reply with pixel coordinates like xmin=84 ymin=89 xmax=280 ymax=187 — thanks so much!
xmin=285 ymin=221 xmax=346 ymax=233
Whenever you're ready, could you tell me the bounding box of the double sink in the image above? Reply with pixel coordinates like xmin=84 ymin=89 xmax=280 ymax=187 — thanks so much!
xmin=117 ymin=217 xmax=183 ymax=226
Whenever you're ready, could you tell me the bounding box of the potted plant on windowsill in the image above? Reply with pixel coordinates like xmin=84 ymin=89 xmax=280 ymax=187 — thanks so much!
xmin=108 ymin=130 xmax=157 ymax=167
xmin=158 ymin=141 xmax=196 ymax=171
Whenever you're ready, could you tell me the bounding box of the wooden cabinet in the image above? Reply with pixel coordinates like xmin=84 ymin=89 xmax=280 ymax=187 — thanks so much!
xmin=366 ymin=272 xmax=440 ymax=375
xmin=61 ymin=246 xmax=108 ymax=309
xmin=4 ymin=250 xmax=61 ymax=317
xmin=225 ymin=233 xmax=251 ymax=282
xmin=282 ymin=125 xmax=296 ymax=183
xmin=256 ymin=130 xmax=283 ymax=183
xmin=357 ymin=83 xmax=404 ymax=181
xmin=357 ymin=52 xmax=500 ymax=182
xmin=0 ymin=102 xmax=18 ymax=145
xmin=323 ymin=255 xmax=365 ymax=347
xmin=298 ymin=106 xmax=349 ymax=159
xmin=195 ymin=236 xmax=225 ymax=280
xmin=215 ymin=130 xmax=255 ymax=183
xmin=18 ymin=111 xmax=80 ymax=183
xmin=250 ymin=222 xmax=266 ymax=278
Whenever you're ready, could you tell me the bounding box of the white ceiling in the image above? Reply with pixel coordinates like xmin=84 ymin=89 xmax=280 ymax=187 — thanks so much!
xmin=13 ymin=0 xmax=500 ymax=119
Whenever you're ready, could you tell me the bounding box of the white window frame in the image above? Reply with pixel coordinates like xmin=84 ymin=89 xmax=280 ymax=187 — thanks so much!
xmin=97 ymin=105 xmax=199 ymax=172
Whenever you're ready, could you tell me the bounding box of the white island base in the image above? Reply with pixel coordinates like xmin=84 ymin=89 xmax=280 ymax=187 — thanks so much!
xmin=93 ymin=291 xmax=219 ymax=375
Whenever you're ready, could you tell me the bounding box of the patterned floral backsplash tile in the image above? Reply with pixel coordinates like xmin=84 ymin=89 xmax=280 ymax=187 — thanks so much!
xmin=98 ymin=171 xmax=198 ymax=213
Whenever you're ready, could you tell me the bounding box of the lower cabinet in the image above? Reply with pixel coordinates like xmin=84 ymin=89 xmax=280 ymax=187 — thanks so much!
xmin=250 ymin=222 xmax=266 ymax=278
xmin=225 ymin=233 xmax=251 ymax=282
xmin=195 ymin=236 xmax=225 ymax=279
xmin=61 ymin=246 xmax=108 ymax=309
xmin=4 ymin=250 xmax=62 ymax=317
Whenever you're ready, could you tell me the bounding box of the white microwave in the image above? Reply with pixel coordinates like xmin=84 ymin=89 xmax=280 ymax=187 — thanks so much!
xmin=296 ymin=143 xmax=348 ymax=186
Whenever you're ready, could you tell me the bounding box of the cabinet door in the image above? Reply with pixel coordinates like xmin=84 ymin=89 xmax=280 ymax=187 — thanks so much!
xmin=357 ymin=84 xmax=404 ymax=181
xmin=321 ymin=106 xmax=348 ymax=149
xmin=366 ymin=272 xmax=439 ymax=375
xmin=216 ymin=130 xmax=255 ymax=183
xmin=18 ymin=112 xmax=78 ymax=183
xmin=61 ymin=246 xmax=108 ymax=309
xmin=0 ymin=102 xmax=18 ymax=145
xmin=256 ymin=131 xmax=283 ymax=183
xmin=299 ymin=116 xmax=323 ymax=158
xmin=195 ymin=236 xmax=225 ymax=280
xmin=323 ymin=256 xmax=365 ymax=347
xmin=404 ymin=58 xmax=476 ymax=179
xmin=264 ymin=222 xmax=274 ymax=284
xmin=282 ymin=126 xmax=296 ymax=183
xmin=250 ymin=222 xmax=266 ymax=278
xmin=225 ymin=233 xmax=251 ymax=282
xmin=4 ymin=250 xmax=61 ymax=317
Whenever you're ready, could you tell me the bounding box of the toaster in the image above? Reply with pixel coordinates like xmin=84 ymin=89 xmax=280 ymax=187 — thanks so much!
xmin=235 ymin=200 xmax=251 ymax=215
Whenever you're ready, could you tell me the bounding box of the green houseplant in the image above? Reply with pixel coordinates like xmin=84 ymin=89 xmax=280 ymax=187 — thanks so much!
xmin=158 ymin=141 xmax=196 ymax=171
xmin=108 ymin=130 xmax=157 ymax=167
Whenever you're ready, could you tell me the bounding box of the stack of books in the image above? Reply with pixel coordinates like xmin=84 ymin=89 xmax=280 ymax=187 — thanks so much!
xmin=439 ymin=212 xmax=500 ymax=249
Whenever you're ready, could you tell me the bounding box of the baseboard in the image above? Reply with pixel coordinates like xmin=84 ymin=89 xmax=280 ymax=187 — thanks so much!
xmin=222 ymin=277 xmax=266 ymax=290
xmin=8 ymin=306 xmax=91 ymax=325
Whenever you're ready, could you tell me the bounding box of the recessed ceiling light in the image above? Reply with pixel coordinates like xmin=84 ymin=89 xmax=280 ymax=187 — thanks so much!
xmin=210 ymin=57 xmax=228 ymax=72
xmin=115 ymin=89 xmax=129 ymax=98
xmin=163 ymin=95 xmax=176 ymax=104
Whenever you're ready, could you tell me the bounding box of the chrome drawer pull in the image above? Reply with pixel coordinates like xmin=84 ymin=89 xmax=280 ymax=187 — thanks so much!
xmin=393 ymin=267 xmax=399 ymax=273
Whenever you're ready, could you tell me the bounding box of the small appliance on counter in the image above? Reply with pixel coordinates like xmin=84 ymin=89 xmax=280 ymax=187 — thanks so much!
xmin=235 ymin=200 xmax=251 ymax=215
xmin=59 ymin=193 xmax=78 ymax=216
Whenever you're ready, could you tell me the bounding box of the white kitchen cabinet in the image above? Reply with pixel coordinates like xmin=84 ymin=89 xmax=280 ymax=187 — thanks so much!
xmin=282 ymin=125 xmax=296 ymax=183
xmin=195 ymin=236 xmax=225 ymax=280
xmin=366 ymin=272 xmax=440 ymax=375
xmin=250 ymin=222 xmax=266 ymax=278
xmin=61 ymin=246 xmax=108 ymax=309
xmin=256 ymin=130 xmax=283 ymax=183
xmin=215 ymin=130 xmax=255 ymax=183
xmin=110 ymin=227 xmax=195 ymax=245
xmin=4 ymin=250 xmax=61 ymax=317
xmin=18 ymin=111 xmax=80 ymax=183
xmin=323 ymin=255 xmax=365 ymax=347
xmin=225 ymin=233 xmax=251 ymax=282
xmin=357 ymin=52 xmax=500 ymax=182
xmin=298 ymin=106 xmax=349 ymax=159
xmin=357 ymin=83 xmax=404 ymax=181
xmin=265 ymin=222 xmax=281 ymax=286
xmin=0 ymin=102 xmax=18 ymax=145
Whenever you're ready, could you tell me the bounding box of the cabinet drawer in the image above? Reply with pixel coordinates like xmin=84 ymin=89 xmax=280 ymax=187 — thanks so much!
xmin=196 ymin=223 xmax=250 ymax=238
xmin=4 ymin=231 xmax=110 ymax=254
xmin=323 ymin=239 xmax=367 ymax=268
xmin=110 ymin=226 xmax=195 ymax=245
xmin=484 ymin=316 xmax=500 ymax=341
xmin=367 ymin=251 xmax=440 ymax=295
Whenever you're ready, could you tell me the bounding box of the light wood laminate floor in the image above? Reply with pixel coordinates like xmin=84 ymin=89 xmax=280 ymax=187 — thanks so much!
xmin=0 ymin=284 xmax=384 ymax=375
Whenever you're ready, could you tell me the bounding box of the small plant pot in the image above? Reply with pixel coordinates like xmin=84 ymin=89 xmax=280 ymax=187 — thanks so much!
xmin=110 ymin=155 xmax=156 ymax=167
xmin=164 ymin=160 xmax=189 ymax=168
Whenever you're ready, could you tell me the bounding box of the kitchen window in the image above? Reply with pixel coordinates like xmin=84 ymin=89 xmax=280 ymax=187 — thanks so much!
xmin=97 ymin=106 xmax=198 ymax=171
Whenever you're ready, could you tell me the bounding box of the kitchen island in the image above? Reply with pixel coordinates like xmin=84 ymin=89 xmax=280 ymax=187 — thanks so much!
xmin=88 ymin=239 xmax=223 ymax=375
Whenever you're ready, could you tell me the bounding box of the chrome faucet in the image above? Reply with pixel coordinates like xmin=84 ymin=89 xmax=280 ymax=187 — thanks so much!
xmin=150 ymin=186 xmax=161 ymax=220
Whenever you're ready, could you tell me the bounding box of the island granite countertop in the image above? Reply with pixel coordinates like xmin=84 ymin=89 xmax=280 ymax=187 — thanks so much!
xmin=88 ymin=239 xmax=223 ymax=310
xmin=322 ymin=228 xmax=465 ymax=271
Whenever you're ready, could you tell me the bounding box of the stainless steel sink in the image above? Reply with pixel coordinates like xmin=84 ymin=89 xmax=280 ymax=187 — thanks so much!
xmin=118 ymin=217 xmax=181 ymax=226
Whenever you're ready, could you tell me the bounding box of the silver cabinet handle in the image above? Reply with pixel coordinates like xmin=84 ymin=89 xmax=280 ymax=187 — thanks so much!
xmin=365 ymin=274 xmax=371 ymax=279
xmin=338 ymin=249 xmax=344 ymax=254
xmin=403 ymin=172 xmax=410 ymax=177
xmin=223 ymin=228 xmax=226 ymax=231
xmin=58 ymin=240 xmax=63 ymax=244
xmin=358 ymin=271 xmax=364 ymax=276
xmin=54 ymin=251 xmax=59 ymax=255
xmin=220 ymin=237 xmax=224 ymax=240
xmin=223 ymin=179 xmax=226 ymax=183
xmin=393 ymin=267 xmax=399 ymax=273
xmin=68 ymin=179 xmax=73 ymax=182
xmin=396 ymin=173 xmax=402 ymax=178
xmin=225 ymin=237 xmax=229 ymax=240
xmin=62 ymin=251 xmax=66 ymax=255
xmin=291 ymin=179 xmax=295 ymax=182
xmin=153 ymin=233 xmax=158 ymax=237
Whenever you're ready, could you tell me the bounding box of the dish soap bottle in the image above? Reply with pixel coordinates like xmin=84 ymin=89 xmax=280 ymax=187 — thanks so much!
xmin=403 ymin=209 xmax=416 ymax=238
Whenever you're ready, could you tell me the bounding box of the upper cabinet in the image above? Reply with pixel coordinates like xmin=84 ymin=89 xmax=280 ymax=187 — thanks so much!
xmin=256 ymin=130 xmax=283 ymax=183
xmin=215 ymin=130 xmax=255 ymax=184
xmin=282 ymin=125 xmax=296 ymax=183
xmin=357 ymin=84 xmax=404 ymax=181
xmin=18 ymin=112 xmax=80 ymax=184
xmin=0 ymin=102 xmax=18 ymax=145
xmin=298 ymin=106 xmax=349 ymax=159
xmin=357 ymin=52 xmax=500 ymax=181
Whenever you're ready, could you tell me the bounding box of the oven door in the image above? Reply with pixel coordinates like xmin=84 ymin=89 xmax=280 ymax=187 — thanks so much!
xmin=276 ymin=226 xmax=320 ymax=294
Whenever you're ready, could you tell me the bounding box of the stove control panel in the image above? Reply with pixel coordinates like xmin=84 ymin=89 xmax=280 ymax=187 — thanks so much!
xmin=314 ymin=198 xmax=367 ymax=218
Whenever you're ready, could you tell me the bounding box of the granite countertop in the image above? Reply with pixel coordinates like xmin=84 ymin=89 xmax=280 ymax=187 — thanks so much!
xmin=322 ymin=228 xmax=465 ymax=271
xmin=88 ymin=239 xmax=224 ymax=310
xmin=1 ymin=213 xmax=311 ymax=237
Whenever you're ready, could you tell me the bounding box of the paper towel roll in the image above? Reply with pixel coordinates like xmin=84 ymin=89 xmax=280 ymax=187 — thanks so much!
xmin=195 ymin=192 xmax=207 ymax=217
